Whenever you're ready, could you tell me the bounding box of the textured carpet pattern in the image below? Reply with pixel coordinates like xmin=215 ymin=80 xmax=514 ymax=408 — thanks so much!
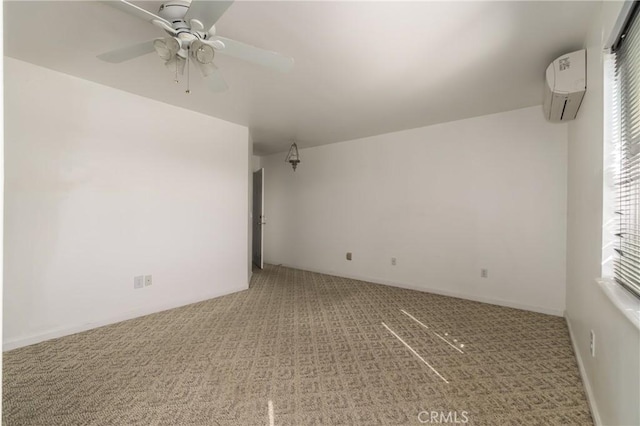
xmin=4 ymin=265 xmax=592 ymax=425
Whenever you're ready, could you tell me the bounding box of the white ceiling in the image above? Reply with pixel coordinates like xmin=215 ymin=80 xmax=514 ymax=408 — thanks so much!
xmin=4 ymin=1 xmax=597 ymax=154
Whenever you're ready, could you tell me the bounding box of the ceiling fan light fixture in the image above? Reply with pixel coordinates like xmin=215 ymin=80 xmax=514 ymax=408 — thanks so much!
xmin=195 ymin=43 xmax=215 ymax=64
xmin=153 ymin=37 xmax=180 ymax=60
xmin=153 ymin=39 xmax=171 ymax=60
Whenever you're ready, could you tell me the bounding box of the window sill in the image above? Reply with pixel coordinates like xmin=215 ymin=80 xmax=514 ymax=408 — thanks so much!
xmin=596 ymin=278 xmax=640 ymax=331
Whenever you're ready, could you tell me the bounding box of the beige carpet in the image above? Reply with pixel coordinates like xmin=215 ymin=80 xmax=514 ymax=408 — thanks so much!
xmin=3 ymin=265 xmax=592 ymax=425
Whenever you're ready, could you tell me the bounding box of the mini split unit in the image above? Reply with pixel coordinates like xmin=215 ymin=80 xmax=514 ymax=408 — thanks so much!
xmin=543 ymin=49 xmax=586 ymax=122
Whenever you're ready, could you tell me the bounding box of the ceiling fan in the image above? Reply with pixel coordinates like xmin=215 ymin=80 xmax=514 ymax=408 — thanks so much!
xmin=97 ymin=0 xmax=294 ymax=92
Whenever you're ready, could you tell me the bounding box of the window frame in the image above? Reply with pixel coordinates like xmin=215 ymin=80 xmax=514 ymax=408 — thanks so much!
xmin=608 ymin=1 xmax=640 ymax=299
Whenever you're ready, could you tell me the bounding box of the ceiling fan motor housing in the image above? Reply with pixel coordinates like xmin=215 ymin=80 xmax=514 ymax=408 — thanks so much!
xmin=158 ymin=0 xmax=191 ymax=21
xmin=158 ymin=1 xmax=209 ymax=43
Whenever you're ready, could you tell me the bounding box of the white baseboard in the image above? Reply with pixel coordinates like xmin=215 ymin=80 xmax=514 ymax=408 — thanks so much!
xmin=3 ymin=285 xmax=248 ymax=352
xmin=565 ymin=314 xmax=601 ymax=426
xmin=275 ymin=263 xmax=564 ymax=317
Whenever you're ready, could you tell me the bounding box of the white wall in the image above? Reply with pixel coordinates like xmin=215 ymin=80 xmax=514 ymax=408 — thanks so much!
xmin=252 ymin=155 xmax=262 ymax=172
xmin=262 ymin=106 xmax=568 ymax=315
xmin=3 ymin=58 xmax=250 ymax=350
xmin=248 ymin=134 xmax=254 ymax=282
xmin=566 ymin=2 xmax=640 ymax=425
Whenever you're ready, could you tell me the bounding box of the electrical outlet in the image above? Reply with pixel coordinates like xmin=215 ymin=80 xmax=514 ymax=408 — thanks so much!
xmin=391 ymin=257 xmax=397 ymax=266
xmin=346 ymin=252 xmax=352 ymax=261
xmin=590 ymin=330 xmax=596 ymax=357
xmin=134 ymin=275 xmax=144 ymax=289
xmin=144 ymin=275 xmax=152 ymax=287
xmin=481 ymin=268 xmax=488 ymax=278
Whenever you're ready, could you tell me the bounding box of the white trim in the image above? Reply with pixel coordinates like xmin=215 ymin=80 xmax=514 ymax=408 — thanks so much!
xmin=602 ymin=49 xmax=618 ymax=280
xmin=605 ymin=1 xmax=636 ymax=49
xmin=275 ymin=264 xmax=564 ymax=317
xmin=601 ymin=0 xmax=640 ymax=333
xmin=566 ymin=315 xmax=602 ymax=426
xmin=596 ymin=278 xmax=640 ymax=330
xmin=3 ymin=285 xmax=248 ymax=352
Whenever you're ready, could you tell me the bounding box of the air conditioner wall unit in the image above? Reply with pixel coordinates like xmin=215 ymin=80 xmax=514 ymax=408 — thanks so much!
xmin=543 ymin=49 xmax=586 ymax=122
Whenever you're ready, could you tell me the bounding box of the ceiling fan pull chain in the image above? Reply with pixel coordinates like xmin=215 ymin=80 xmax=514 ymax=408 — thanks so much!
xmin=186 ymin=46 xmax=191 ymax=94
xmin=174 ymin=57 xmax=179 ymax=83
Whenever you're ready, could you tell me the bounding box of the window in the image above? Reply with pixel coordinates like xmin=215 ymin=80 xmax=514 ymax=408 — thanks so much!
xmin=612 ymin=2 xmax=640 ymax=298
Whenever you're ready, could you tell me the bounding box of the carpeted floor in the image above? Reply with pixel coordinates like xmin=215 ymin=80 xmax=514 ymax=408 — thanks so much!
xmin=3 ymin=265 xmax=592 ymax=425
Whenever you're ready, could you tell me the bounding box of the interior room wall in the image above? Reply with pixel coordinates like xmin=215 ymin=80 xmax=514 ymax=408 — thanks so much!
xmin=3 ymin=58 xmax=250 ymax=350
xmin=248 ymin=134 xmax=254 ymax=282
xmin=252 ymin=155 xmax=262 ymax=172
xmin=262 ymin=106 xmax=568 ymax=315
xmin=565 ymin=2 xmax=640 ymax=425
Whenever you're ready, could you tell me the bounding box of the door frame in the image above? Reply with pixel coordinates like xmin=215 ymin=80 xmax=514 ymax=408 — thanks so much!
xmin=252 ymin=168 xmax=265 ymax=269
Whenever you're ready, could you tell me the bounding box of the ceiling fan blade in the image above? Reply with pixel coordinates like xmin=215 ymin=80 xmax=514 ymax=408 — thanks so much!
xmin=101 ymin=1 xmax=173 ymax=30
xmin=213 ymin=36 xmax=294 ymax=73
xmin=186 ymin=0 xmax=233 ymax=33
xmin=190 ymin=19 xmax=205 ymax=32
xmin=97 ymin=40 xmax=155 ymax=63
xmin=204 ymin=69 xmax=229 ymax=92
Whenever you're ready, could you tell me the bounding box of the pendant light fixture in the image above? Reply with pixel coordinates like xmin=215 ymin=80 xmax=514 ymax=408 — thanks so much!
xmin=285 ymin=141 xmax=301 ymax=171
